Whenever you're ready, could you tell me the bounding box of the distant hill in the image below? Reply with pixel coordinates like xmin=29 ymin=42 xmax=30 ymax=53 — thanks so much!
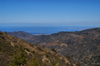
xmin=7 ymin=28 xmax=100 ymax=66
xmin=0 ymin=31 xmax=76 ymax=66
xmin=7 ymin=31 xmax=35 ymax=42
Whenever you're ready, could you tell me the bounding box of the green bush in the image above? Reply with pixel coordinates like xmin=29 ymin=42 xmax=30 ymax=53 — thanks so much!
xmin=30 ymin=56 xmax=41 ymax=66
xmin=51 ymin=60 xmax=56 ymax=66
xmin=9 ymin=45 xmax=26 ymax=66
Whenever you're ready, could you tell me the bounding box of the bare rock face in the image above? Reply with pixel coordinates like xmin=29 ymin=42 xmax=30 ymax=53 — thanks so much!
xmin=11 ymin=42 xmax=15 ymax=47
xmin=42 ymin=56 xmax=50 ymax=64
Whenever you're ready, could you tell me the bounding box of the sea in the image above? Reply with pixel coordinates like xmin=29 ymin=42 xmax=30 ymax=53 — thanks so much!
xmin=0 ymin=26 xmax=95 ymax=34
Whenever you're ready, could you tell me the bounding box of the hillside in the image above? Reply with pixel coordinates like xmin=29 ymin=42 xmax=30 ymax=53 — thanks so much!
xmin=7 ymin=31 xmax=35 ymax=42
xmin=0 ymin=31 xmax=77 ymax=66
xmin=31 ymin=28 xmax=100 ymax=66
xmin=7 ymin=28 xmax=100 ymax=66
xmin=33 ymin=28 xmax=100 ymax=66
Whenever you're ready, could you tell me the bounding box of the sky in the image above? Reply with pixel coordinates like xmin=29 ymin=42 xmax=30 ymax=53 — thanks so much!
xmin=0 ymin=0 xmax=100 ymax=27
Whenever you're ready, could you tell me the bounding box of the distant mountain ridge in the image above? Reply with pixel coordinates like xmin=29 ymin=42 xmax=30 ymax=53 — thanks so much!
xmin=7 ymin=28 xmax=100 ymax=66
xmin=7 ymin=31 xmax=35 ymax=42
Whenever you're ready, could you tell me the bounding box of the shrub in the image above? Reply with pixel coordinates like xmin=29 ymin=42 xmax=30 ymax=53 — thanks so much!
xmin=9 ymin=45 xmax=26 ymax=66
xmin=31 ymin=50 xmax=35 ymax=53
xmin=66 ymin=56 xmax=71 ymax=59
xmin=51 ymin=48 xmax=57 ymax=53
xmin=36 ymin=46 xmax=42 ymax=51
xmin=30 ymin=56 xmax=41 ymax=66
xmin=24 ymin=48 xmax=30 ymax=52
xmin=51 ymin=60 xmax=56 ymax=66
xmin=45 ymin=54 xmax=50 ymax=58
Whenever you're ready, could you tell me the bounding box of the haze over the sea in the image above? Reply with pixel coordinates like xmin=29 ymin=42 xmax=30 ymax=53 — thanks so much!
xmin=0 ymin=0 xmax=100 ymax=33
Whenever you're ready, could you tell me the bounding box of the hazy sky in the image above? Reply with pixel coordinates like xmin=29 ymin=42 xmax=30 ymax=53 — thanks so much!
xmin=0 ymin=0 xmax=100 ymax=27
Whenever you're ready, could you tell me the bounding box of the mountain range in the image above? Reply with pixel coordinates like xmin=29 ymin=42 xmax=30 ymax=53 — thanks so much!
xmin=7 ymin=28 xmax=100 ymax=66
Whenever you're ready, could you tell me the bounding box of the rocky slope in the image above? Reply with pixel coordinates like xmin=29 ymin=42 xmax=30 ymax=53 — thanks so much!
xmin=0 ymin=31 xmax=76 ymax=66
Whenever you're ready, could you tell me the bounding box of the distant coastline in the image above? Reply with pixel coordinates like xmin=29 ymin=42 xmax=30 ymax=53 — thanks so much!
xmin=0 ymin=26 xmax=96 ymax=34
xmin=32 ymin=34 xmax=51 ymax=36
